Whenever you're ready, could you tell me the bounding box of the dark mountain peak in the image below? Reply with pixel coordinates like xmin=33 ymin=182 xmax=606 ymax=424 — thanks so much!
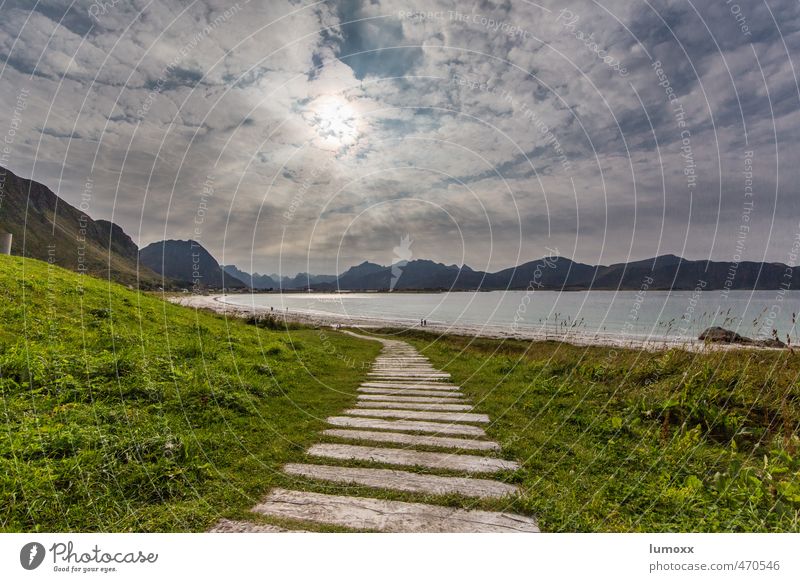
xmin=145 ymin=238 xmax=197 ymax=248
xmin=609 ymin=254 xmax=684 ymax=269
xmin=352 ymin=260 xmax=384 ymax=270
xmin=340 ymin=261 xmax=385 ymax=276
xmin=406 ymin=259 xmax=469 ymax=272
xmin=140 ymin=239 xmax=245 ymax=289
xmin=512 ymin=255 xmax=572 ymax=269
xmin=407 ymin=258 xmax=440 ymax=267
xmin=648 ymin=254 xmax=684 ymax=267
xmin=222 ymin=264 xmax=275 ymax=289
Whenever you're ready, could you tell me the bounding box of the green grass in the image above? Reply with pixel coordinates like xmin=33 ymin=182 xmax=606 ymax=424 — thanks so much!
xmin=4 ymin=254 xmax=799 ymax=533
xmin=384 ymin=329 xmax=800 ymax=532
xmin=0 ymin=255 xmax=380 ymax=532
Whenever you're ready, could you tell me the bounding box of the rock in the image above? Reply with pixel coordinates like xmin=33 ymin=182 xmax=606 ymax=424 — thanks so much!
xmin=698 ymin=326 xmax=752 ymax=344
xmin=698 ymin=327 xmax=786 ymax=348
xmin=755 ymin=337 xmax=787 ymax=348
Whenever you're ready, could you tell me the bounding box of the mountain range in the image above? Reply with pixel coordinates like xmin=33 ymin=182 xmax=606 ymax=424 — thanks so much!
xmin=3 ymin=166 xmax=799 ymax=292
xmin=222 ymin=254 xmax=800 ymax=292
xmin=221 ymin=265 xmax=336 ymax=290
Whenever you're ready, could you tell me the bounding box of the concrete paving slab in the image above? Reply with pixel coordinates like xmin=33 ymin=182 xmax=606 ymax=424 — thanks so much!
xmin=321 ymin=429 xmax=501 ymax=451
xmin=326 ymin=416 xmax=486 ymax=436
xmin=284 ymin=463 xmax=518 ymax=498
xmin=308 ymin=443 xmax=518 ymax=473
xmin=252 ymin=489 xmax=539 ymax=532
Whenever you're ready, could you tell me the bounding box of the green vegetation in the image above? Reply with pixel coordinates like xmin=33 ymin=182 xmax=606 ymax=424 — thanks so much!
xmin=0 ymin=255 xmax=379 ymax=532
xmin=391 ymin=330 xmax=800 ymax=532
xmin=3 ymin=252 xmax=798 ymax=533
xmin=0 ymin=167 xmax=163 ymax=287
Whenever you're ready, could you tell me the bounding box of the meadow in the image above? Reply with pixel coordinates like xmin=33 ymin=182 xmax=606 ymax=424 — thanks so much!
xmin=2 ymin=253 xmax=798 ymax=532
xmin=393 ymin=329 xmax=800 ymax=531
xmin=0 ymin=256 xmax=379 ymax=531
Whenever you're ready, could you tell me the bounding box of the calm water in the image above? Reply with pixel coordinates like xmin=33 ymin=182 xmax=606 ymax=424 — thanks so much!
xmin=221 ymin=290 xmax=800 ymax=342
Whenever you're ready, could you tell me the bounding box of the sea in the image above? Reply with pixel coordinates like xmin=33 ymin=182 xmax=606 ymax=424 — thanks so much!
xmin=220 ymin=289 xmax=800 ymax=344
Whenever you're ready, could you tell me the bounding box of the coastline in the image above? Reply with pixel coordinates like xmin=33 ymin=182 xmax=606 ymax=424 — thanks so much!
xmin=168 ymin=294 xmax=776 ymax=352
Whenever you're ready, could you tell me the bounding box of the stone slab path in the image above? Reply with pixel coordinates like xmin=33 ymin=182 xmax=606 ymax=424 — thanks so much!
xmin=358 ymin=387 xmax=464 ymax=397
xmin=343 ymin=408 xmax=491 ymax=423
xmin=321 ymin=428 xmax=501 ymax=451
xmin=326 ymin=415 xmax=487 ymax=436
xmin=211 ymin=334 xmax=537 ymax=533
xmin=307 ymin=443 xmax=519 ymax=473
xmin=252 ymin=489 xmax=538 ymax=533
xmin=357 ymin=394 xmax=466 ymax=403
xmin=284 ymin=464 xmax=518 ymax=498
xmin=361 ymin=382 xmax=461 ymax=390
xmin=354 ymin=400 xmax=473 ymax=411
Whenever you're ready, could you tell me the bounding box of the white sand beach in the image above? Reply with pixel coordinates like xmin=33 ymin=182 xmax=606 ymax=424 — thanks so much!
xmin=168 ymin=293 xmax=780 ymax=352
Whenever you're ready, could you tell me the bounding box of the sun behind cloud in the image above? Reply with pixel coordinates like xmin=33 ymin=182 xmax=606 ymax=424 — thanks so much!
xmin=307 ymin=95 xmax=360 ymax=151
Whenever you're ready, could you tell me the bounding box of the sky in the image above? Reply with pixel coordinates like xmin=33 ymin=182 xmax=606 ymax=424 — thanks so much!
xmin=1 ymin=0 xmax=799 ymax=276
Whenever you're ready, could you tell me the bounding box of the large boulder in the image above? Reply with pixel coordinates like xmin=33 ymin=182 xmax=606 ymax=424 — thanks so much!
xmin=698 ymin=327 xmax=752 ymax=344
xmin=698 ymin=326 xmax=786 ymax=348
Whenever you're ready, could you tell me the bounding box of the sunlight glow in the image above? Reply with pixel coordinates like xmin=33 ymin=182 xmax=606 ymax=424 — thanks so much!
xmin=308 ymin=95 xmax=359 ymax=149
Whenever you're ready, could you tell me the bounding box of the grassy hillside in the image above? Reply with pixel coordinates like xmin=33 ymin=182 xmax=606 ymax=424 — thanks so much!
xmin=0 ymin=166 xmax=163 ymax=287
xmin=0 ymin=255 xmax=379 ymax=532
xmin=395 ymin=330 xmax=800 ymax=532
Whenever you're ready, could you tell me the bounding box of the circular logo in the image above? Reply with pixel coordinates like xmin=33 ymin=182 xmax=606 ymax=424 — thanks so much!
xmin=20 ymin=542 xmax=46 ymax=570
